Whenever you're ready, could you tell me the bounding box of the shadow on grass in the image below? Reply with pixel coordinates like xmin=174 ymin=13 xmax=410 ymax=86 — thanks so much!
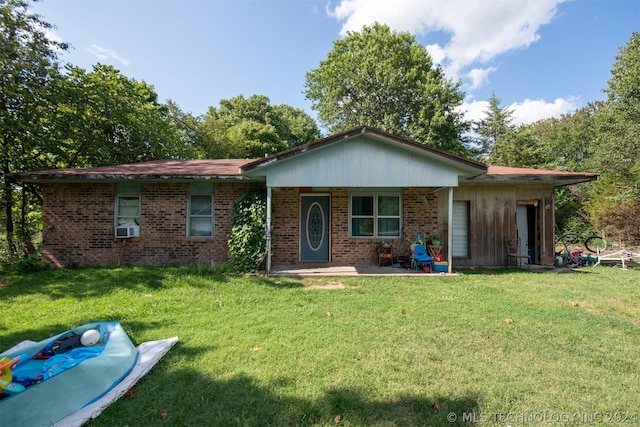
xmin=94 ymin=366 xmax=479 ymax=426
xmin=0 ymin=267 xmax=169 ymax=299
xmin=0 ymin=266 xmax=305 ymax=300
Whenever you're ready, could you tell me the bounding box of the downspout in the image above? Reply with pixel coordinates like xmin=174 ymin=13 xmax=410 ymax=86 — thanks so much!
xmin=448 ymin=187 xmax=453 ymax=274
xmin=266 ymin=186 xmax=272 ymax=275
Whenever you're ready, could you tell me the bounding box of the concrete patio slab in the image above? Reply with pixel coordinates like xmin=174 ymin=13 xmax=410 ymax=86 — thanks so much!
xmin=269 ymin=264 xmax=455 ymax=276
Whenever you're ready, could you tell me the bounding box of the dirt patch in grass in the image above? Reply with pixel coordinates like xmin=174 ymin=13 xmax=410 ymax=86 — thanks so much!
xmin=304 ymin=280 xmax=347 ymax=290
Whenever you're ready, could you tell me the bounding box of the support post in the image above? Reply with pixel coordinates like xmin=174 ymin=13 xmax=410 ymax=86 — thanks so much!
xmin=266 ymin=186 xmax=272 ymax=275
xmin=448 ymin=187 xmax=453 ymax=274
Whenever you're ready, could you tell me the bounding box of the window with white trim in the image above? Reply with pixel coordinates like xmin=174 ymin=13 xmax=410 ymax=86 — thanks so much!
xmin=350 ymin=192 xmax=401 ymax=238
xmin=114 ymin=184 xmax=142 ymax=237
xmin=114 ymin=193 xmax=141 ymax=238
xmin=116 ymin=195 xmax=141 ymax=227
xmin=188 ymin=183 xmax=214 ymax=237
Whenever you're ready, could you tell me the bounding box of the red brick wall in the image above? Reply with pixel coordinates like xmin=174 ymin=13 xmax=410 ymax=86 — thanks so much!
xmin=41 ymin=181 xmax=262 ymax=267
xmin=42 ymin=182 xmax=439 ymax=267
xmin=270 ymin=187 xmax=439 ymax=265
xmin=270 ymin=188 xmax=299 ymax=264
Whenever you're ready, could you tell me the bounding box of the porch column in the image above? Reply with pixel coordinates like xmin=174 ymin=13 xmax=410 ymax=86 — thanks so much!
xmin=447 ymin=187 xmax=453 ymax=273
xmin=266 ymin=186 xmax=272 ymax=275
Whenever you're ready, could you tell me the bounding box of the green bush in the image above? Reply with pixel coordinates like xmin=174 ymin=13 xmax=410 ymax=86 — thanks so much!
xmin=10 ymin=253 xmax=51 ymax=274
xmin=227 ymin=191 xmax=268 ymax=273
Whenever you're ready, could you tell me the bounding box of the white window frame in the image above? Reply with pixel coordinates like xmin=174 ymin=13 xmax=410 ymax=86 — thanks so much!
xmin=349 ymin=191 xmax=402 ymax=239
xmin=188 ymin=193 xmax=214 ymax=238
xmin=115 ymin=194 xmax=141 ymax=228
xmin=115 ymin=194 xmax=141 ymax=238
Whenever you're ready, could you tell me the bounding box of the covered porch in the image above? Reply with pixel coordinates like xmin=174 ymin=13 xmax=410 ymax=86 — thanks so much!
xmin=241 ymin=127 xmax=488 ymax=275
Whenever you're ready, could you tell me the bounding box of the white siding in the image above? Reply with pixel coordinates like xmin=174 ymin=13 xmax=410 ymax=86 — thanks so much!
xmin=256 ymin=137 xmax=471 ymax=188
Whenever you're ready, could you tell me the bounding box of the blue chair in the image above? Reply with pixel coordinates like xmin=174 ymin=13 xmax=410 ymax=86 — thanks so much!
xmin=412 ymin=244 xmax=433 ymax=272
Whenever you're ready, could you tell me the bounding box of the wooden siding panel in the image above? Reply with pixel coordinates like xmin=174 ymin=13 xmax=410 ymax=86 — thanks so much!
xmin=442 ymin=184 xmax=555 ymax=267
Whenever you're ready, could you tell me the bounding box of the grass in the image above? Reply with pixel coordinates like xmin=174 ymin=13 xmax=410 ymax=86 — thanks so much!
xmin=1 ymin=266 xmax=639 ymax=426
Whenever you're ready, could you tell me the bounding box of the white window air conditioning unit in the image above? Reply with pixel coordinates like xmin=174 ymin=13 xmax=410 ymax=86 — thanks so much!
xmin=115 ymin=225 xmax=140 ymax=238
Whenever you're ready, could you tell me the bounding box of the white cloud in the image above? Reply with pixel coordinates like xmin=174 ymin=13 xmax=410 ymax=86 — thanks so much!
xmin=509 ymin=97 xmax=580 ymax=125
xmin=458 ymin=98 xmax=489 ymax=124
xmin=327 ymin=0 xmax=566 ymax=79
xmin=466 ymin=67 xmax=497 ymax=90
xmin=459 ymin=96 xmax=580 ymax=126
xmin=425 ymin=43 xmax=446 ymax=64
xmin=86 ymin=44 xmax=130 ymax=66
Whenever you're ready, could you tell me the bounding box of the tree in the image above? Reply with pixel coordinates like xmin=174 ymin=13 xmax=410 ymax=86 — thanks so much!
xmin=195 ymin=94 xmax=320 ymax=159
xmin=165 ymin=99 xmax=199 ymax=158
xmin=1 ymin=0 xmax=67 ymax=256
xmin=305 ymin=23 xmax=470 ymax=155
xmin=490 ymin=124 xmax=544 ymax=168
xmin=593 ymin=32 xmax=640 ymax=185
xmin=51 ymin=64 xmax=193 ymax=168
xmin=473 ymin=92 xmax=515 ymax=160
xmin=587 ymin=32 xmax=640 ymax=244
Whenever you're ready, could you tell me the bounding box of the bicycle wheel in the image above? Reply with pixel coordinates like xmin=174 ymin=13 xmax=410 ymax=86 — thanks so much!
xmin=584 ymin=235 xmax=607 ymax=253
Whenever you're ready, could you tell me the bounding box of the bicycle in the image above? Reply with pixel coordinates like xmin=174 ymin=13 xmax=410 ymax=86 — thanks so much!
xmin=555 ymin=232 xmax=608 ymax=266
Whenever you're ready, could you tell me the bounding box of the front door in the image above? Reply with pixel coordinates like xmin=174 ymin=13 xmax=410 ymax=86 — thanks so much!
xmin=300 ymin=195 xmax=330 ymax=262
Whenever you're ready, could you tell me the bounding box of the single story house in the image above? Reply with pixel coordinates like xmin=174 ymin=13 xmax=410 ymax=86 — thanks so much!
xmin=10 ymin=127 xmax=598 ymax=272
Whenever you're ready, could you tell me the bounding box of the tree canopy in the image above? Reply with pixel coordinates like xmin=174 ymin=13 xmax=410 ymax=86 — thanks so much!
xmin=1 ymin=0 xmax=68 ymax=254
xmin=195 ymin=94 xmax=320 ymax=159
xmin=474 ymin=92 xmax=515 ymax=161
xmin=51 ymin=64 xmax=195 ymax=167
xmin=305 ymin=23 xmax=470 ymax=156
xmin=482 ymin=33 xmax=640 ymax=244
xmin=586 ymin=32 xmax=640 ymax=243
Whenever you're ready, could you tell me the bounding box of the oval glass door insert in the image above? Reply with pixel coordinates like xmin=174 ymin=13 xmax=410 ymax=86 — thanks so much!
xmin=306 ymin=202 xmax=325 ymax=251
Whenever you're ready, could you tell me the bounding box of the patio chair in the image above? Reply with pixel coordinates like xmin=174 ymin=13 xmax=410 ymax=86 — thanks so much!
xmin=505 ymin=237 xmax=531 ymax=267
xmin=411 ymin=244 xmax=433 ymax=272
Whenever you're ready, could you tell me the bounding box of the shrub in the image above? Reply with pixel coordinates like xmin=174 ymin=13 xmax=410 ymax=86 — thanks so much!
xmin=227 ymin=191 xmax=268 ymax=273
xmin=10 ymin=253 xmax=51 ymax=274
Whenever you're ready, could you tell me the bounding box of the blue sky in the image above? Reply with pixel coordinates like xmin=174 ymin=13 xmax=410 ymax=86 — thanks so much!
xmin=31 ymin=0 xmax=639 ymax=129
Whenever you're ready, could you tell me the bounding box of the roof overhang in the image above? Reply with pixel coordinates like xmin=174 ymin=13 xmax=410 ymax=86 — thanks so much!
xmin=7 ymin=159 xmax=260 ymax=184
xmin=465 ymin=166 xmax=599 ymax=187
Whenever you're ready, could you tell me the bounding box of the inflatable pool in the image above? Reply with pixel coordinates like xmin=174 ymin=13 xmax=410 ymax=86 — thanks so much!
xmin=0 ymin=322 xmax=138 ymax=427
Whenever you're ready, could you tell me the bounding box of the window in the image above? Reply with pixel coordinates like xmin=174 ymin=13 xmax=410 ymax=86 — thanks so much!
xmin=116 ymin=195 xmax=141 ymax=227
xmin=115 ymin=194 xmax=141 ymax=238
xmin=452 ymin=201 xmax=470 ymax=257
xmin=350 ymin=192 xmax=401 ymax=238
xmin=188 ymin=183 xmax=214 ymax=237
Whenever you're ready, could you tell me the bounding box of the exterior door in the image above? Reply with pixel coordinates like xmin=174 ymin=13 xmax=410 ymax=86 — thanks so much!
xmin=516 ymin=205 xmax=529 ymax=264
xmin=300 ymin=195 xmax=330 ymax=262
xmin=516 ymin=202 xmax=540 ymax=264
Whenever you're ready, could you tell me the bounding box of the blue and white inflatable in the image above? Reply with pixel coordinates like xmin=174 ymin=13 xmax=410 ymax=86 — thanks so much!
xmin=1 ymin=322 xmax=138 ymax=426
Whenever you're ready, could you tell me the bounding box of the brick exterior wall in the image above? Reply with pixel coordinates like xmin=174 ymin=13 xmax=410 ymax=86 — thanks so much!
xmin=42 ymin=182 xmax=439 ymax=268
xmin=41 ymin=181 xmax=262 ymax=267
xmin=270 ymin=187 xmax=439 ymax=265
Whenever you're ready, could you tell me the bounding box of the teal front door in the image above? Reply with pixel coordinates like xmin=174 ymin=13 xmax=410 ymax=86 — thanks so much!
xmin=300 ymin=195 xmax=330 ymax=262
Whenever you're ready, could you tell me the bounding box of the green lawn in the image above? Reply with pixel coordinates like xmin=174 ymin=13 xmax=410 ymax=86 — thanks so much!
xmin=1 ymin=266 xmax=639 ymax=426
